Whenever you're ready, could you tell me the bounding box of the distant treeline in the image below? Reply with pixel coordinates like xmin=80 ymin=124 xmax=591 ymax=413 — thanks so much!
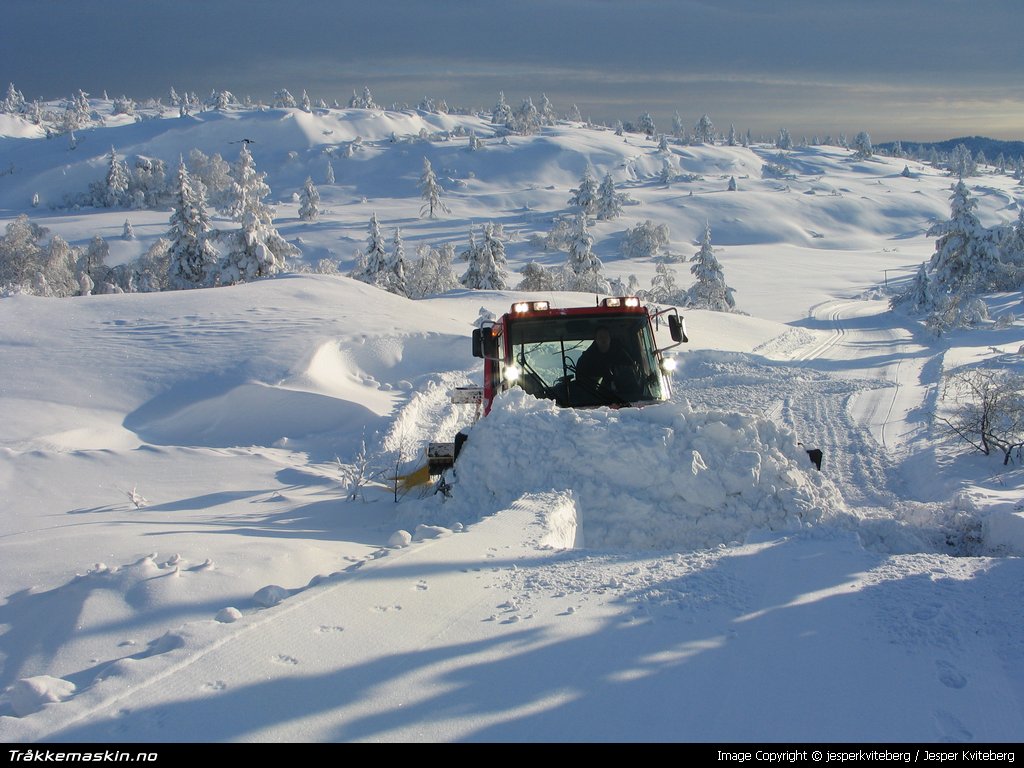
xmin=878 ymin=137 xmax=1024 ymax=161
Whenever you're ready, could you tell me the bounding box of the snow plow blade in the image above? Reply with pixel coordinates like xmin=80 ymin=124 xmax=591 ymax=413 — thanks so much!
xmin=395 ymin=442 xmax=458 ymax=491
xmin=395 ymin=462 xmax=432 ymax=491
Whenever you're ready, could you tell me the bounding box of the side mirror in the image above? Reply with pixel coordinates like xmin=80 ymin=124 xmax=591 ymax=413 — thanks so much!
xmin=472 ymin=327 xmax=499 ymax=359
xmin=669 ymin=314 xmax=688 ymax=344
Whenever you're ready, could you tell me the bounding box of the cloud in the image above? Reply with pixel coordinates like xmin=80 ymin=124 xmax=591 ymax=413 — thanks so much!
xmin=4 ymin=0 xmax=1022 ymax=141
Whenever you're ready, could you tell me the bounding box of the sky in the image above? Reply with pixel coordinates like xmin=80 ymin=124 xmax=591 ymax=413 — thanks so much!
xmin=0 ymin=101 xmax=1023 ymax=744
xmin=3 ymin=0 xmax=1024 ymax=143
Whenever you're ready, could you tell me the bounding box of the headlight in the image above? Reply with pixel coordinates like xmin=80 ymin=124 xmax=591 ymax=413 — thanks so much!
xmin=504 ymin=365 xmax=521 ymax=382
xmin=661 ymin=357 xmax=678 ymax=372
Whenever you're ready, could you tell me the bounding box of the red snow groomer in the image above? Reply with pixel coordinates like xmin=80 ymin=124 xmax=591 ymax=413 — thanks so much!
xmin=409 ymin=297 xmax=687 ymax=484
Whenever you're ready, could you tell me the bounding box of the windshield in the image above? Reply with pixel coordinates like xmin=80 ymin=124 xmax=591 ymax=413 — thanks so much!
xmin=506 ymin=314 xmax=666 ymax=407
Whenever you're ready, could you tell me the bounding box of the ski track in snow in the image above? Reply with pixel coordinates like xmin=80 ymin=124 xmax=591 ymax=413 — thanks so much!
xmin=0 ymin=297 xmax=1004 ymax=737
xmin=681 ymin=297 xmax=988 ymax=555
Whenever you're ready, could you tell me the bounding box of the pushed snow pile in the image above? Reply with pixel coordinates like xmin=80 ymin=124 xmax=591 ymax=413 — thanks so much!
xmin=8 ymin=676 xmax=76 ymax=717
xmin=447 ymin=390 xmax=846 ymax=551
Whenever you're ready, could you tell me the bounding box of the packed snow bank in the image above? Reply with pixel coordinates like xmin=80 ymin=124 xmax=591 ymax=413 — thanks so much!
xmin=435 ymin=390 xmax=846 ymax=551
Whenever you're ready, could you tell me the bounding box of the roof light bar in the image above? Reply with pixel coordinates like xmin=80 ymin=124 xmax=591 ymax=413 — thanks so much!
xmin=511 ymin=301 xmax=551 ymax=314
xmin=601 ymin=296 xmax=640 ymax=308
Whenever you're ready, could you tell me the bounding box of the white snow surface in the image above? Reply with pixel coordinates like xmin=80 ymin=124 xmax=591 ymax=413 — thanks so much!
xmin=1 ymin=103 xmax=1023 ymax=744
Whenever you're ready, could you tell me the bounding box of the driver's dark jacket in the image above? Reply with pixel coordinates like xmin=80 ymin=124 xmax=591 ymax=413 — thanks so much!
xmin=575 ymin=342 xmax=633 ymax=386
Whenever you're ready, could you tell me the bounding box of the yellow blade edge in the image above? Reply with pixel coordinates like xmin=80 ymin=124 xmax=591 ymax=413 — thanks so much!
xmin=395 ymin=463 xmax=432 ymax=491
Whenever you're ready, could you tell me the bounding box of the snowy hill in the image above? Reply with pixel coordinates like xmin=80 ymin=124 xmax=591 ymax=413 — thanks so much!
xmin=1 ymin=102 xmax=1024 ymax=743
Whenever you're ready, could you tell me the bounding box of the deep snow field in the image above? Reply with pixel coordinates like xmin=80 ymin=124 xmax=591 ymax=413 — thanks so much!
xmin=1 ymin=101 xmax=1023 ymax=743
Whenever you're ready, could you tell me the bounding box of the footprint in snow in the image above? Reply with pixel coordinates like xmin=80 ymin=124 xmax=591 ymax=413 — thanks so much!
xmin=937 ymin=660 xmax=967 ymax=689
xmin=202 ymin=680 xmax=227 ymax=691
xmin=913 ymin=603 xmax=942 ymax=621
xmin=273 ymin=654 xmax=299 ymax=666
xmin=933 ymin=709 xmax=973 ymax=742
xmin=317 ymin=625 xmax=345 ymax=633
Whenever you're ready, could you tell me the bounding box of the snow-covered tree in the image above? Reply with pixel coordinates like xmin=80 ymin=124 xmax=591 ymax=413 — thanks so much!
xmin=671 ymin=111 xmax=685 ymax=140
xmin=694 ymin=114 xmax=715 ymax=144
xmin=348 ymin=87 xmax=378 ymax=109
xmin=380 ymin=227 xmax=408 ymax=297
xmin=659 ymin=160 xmax=674 ymax=187
xmin=111 ymin=96 xmax=135 ymax=116
xmin=646 ymin=263 xmax=686 ymax=304
xmin=539 ymin=93 xmax=557 ymax=125
xmin=609 ymin=273 xmax=641 ymax=297
xmin=101 ymin=147 xmax=130 ymax=208
xmin=491 ymin=91 xmax=512 ymax=126
xmin=568 ymin=167 xmax=599 ymax=215
xmin=325 ymin=159 xmax=335 ymax=184
xmin=509 ymin=97 xmax=541 ymax=135
xmin=529 ymin=216 xmax=575 ymax=253
xmin=636 ymin=112 xmax=656 ymax=138
xmin=273 ymin=89 xmax=296 ymax=109
xmin=0 ymin=214 xmax=48 ymax=291
xmin=206 ymin=89 xmax=235 ymax=111
xmin=77 ymin=235 xmax=110 ymax=293
xmin=890 ymin=262 xmax=936 ymax=314
xmin=133 ymin=237 xmax=171 ymax=293
xmin=563 ymin=215 xmax=609 ymax=294
xmin=216 ymin=144 xmax=297 ymax=285
xmin=998 ymin=208 xmax=1024 ymax=280
xmin=949 ymin=144 xmax=977 ymax=178
xmin=516 ymin=261 xmax=560 ymax=291
xmin=595 ymin=173 xmax=625 ymax=221
xmin=776 ymin=128 xmax=793 ymax=150
xmin=419 ymin=157 xmax=450 ymax=218
xmin=298 ymin=177 xmax=320 ymax=222
xmin=461 ymin=224 xmax=508 ymax=290
xmin=188 ymin=149 xmax=233 ymax=212
xmin=927 ymin=180 xmax=1003 ymax=297
xmin=351 ymin=211 xmax=389 ymax=287
xmin=686 ymin=223 xmax=735 ymax=311
xmin=39 ymin=235 xmax=79 ymax=298
xmin=167 ymin=159 xmax=219 ymax=290
xmin=122 ymin=219 xmax=135 ymax=240
xmin=853 ymin=131 xmax=873 ymax=159
xmin=621 ymin=219 xmax=671 ymax=260
xmin=728 ymin=175 xmax=738 ymax=191
xmin=2 ymin=82 xmax=26 ymax=114
xmin=128 ymin=156 xmax=168 ymax=209
xmin=408 ymin=242 xmax=459 ymax=298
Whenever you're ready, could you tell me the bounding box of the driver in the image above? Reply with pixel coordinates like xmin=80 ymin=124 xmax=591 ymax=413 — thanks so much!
xmin=575 ymin=327 xmax=635 ymax=395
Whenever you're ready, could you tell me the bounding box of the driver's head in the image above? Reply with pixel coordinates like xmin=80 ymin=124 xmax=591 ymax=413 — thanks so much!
xmin=594 ymin=327 xmax=611 ymax=352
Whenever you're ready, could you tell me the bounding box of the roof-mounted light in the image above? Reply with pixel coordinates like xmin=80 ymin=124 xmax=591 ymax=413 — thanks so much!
xmin=600 ymin=296 xmax=640 ymax=308
xmin=511 ymin=300 xmax=550 ymax=314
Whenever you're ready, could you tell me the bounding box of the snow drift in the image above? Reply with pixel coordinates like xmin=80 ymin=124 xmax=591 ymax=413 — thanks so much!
xmin=433 ymin=389 xmax=846 ymax=551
